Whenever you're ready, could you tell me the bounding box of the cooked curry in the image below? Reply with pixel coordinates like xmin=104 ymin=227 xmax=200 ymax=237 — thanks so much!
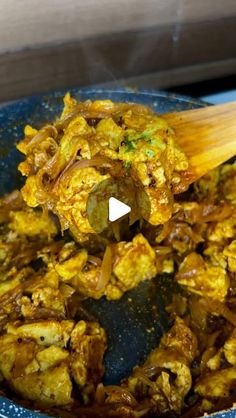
xmin=0 ymin=95 xmax=235 ymax=417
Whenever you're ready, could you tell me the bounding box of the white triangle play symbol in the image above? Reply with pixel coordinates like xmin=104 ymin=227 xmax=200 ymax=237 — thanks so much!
xmin=108 ymin=197 xmax=131 ymax=222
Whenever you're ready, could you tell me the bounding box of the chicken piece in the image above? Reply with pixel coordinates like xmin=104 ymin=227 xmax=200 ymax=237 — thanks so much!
xmin=195 ymin=368 xmax=236 ymax=398
xmin=55 ymin=249 xmax=88 ymax=280
xmin=160 ymin=317 xmax=198 ymax=363
xmin=224 ymin=328 xmax=236 ymax=366
xmin=9 ymin=209 xmax=57 ymax=237
xmin=13 ymin=364 xmax=72 ymax=406
xmin=109 ymin=234 xmax=157 ymax=297
xmin=176 ymin=252 xmax=229 ymax=301
xmin=7 ymin=320 xmax=74 ymax=347
xmin=223 ymin=240 xmax=236 ymax=273
xmin=70 ymin=321 xmax=107 ymax=399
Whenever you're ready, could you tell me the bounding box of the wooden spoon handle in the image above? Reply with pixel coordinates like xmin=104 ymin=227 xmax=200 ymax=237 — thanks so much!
xmin=164 ymin=101 xmax=236 ymax=179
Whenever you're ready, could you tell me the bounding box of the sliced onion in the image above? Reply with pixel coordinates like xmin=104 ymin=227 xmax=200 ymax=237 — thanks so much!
xmin=59 ymin=283 xmax=75 ymax=299
xmin=96 ymin=246 xmax=112 ymax=291
xmin=95 ymin=383 xmax=106 ymax=404
xmin=200 ymin=298 xmax=236 ymax=327
xmin=25 ymin=125 xmax=57 ymax=151
xmin=135 ymin=364 xmax=160 ymax=378
xmin=104 ymin=385 xmax=138 ymax=406
xmin=87 ymin=255 xmax=102 ymax=267
xmin=154 ymin=246 xmax=172 ymax=256
xmin=132 ymin=370 xmax=159 ymax=392
xmin=55 ymin=156 xmax=124 ymax=189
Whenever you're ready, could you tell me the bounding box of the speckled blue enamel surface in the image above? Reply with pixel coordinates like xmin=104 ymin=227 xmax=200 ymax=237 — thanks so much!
xmin=0 ymin=87 xmax=234 ymax=418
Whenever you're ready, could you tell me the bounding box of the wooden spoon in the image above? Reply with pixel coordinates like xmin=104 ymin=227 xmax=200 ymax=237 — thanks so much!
xmin=163 ymin=101 xmax=236 ymax=182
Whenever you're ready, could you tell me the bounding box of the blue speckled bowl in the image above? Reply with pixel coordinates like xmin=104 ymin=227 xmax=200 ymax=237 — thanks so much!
xmin=0 ymin=87 xmax=235 ymax=418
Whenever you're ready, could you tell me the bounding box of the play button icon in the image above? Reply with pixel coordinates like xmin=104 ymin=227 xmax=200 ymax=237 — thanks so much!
xmin=86 ymin=177 xmax=150 ymax=234
xmin=108 ymin=197 xmax=131 ymax=222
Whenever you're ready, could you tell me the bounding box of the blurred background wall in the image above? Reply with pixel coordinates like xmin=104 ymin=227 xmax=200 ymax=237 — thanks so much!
xmin=0 ymin=0 xmax=236 ymax=101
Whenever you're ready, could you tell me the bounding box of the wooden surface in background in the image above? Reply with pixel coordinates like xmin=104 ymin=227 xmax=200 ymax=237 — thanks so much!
xmin=0 ymin=0 xmax=236 ymax=101
xmin=0 ymin=17 xmax=236 ymax=101
xmin=1 ymin=0 xmax=236 ymax=53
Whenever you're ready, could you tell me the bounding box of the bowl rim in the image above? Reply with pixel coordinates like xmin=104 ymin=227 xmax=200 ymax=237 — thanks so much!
xmin=0 ymin=86 xmax=208 ymax=115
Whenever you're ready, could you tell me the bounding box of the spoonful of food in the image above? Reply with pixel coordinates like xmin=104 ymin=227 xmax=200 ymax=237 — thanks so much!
xmin=163 ymin=100 xmax=236 ymax=182
xmin=17 ymin=97 xmax=236 ymax=236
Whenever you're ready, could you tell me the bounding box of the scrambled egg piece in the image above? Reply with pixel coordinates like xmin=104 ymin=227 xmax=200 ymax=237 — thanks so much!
xmin=195 ymin=368 xmax=236 ymax=398
xmin=207 ymin=214 xmax=236 ymax=243
xmin=223 ymin=240 xmax=236 ymax=272
xmin=160 ymin=316 xmax=198 ymax=363
xmin=70 ymin=321 xmax=107 ymax=401
xmin=9 ymin=209 xmax=57 ymax=237
xmin=107 ymin=233 xmax=157 ymax=300
xmin=104 ymin=318 xmax=196 ymax=416
xmin=36 ymin=345 xmax=69 ymax=371
xmin=55 ymin=249 xmax=88 ymax=280
xmin=224 ymin=329 xmax=236 ymax=366
xmin=176 ymin=252 xmax=229 ymax=301
xmin=0 ymin=319 xmax=106 ymax=407
xmin=6 ymin=320 xmax=74 ymax=347
xmin=52 ymin=233 xmax=157 ymax=300
xmin=13 ymin=364 xmax=73 ymax=407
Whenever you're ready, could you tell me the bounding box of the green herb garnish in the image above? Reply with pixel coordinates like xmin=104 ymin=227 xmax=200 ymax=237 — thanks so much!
xmin=125 ymin=140 xmax=136 ymax=152
xmin=124 ymin=161 xmax=131 ymax=170
xmin=148 ymin=138 xmax=166 ymax=150
xmin=145 ymin=149 xmax=155 ymax=158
